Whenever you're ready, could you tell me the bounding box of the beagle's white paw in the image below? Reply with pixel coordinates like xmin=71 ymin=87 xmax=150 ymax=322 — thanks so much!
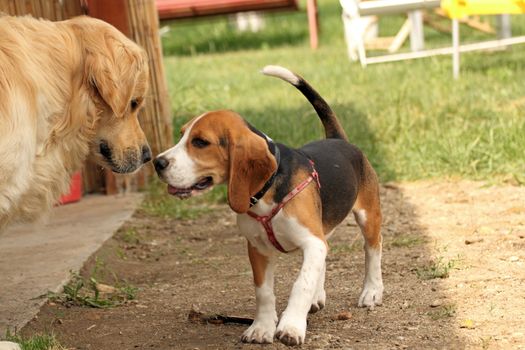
xmin=358 ymin=282 xmax=383 ymax=309
xmin=275 ymin=314 xmax=307 ymax=346
xmin=241 ymin=321 xmax=276 ymax=344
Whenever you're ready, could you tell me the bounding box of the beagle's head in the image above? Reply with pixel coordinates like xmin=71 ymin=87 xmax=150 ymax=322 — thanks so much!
xmin=154 ymin=110 xmax=278 ymax=213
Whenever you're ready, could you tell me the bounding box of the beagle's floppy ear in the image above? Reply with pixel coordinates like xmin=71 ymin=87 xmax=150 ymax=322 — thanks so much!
xmin=84 ymin=33 xmax=147 ymax=117
xmin=227 ymin=131 xmax=278 ymax=214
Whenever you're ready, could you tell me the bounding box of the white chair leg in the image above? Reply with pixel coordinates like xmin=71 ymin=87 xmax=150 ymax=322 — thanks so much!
xmin=342 ymin=13 xmax=360 ymax=61
xmin=409 ymin=10 xmax=424 ymax=51
xmin=452 ymin=18 xmax=460 ymax=79
xmin=497 ymin=14 xmax=511 ymax=39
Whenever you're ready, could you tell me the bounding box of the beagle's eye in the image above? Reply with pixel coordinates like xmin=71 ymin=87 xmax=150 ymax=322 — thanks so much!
xmin=130 ymin=99 xmax=139 ymax=111
xmin=191 ymin=137 xmax=210 ymax=148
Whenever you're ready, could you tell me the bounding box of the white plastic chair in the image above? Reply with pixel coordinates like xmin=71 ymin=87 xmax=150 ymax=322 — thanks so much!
xmin=340 ymin=0 xmax=441 ymax=66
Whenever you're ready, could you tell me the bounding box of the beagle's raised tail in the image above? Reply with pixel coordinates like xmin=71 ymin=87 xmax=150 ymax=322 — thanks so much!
xmin=262 ymin=65 xmax=348 ymax=141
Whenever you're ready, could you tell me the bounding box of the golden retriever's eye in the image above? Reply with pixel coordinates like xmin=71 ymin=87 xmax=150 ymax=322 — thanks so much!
xmin=191 ymin=137 xmax=210 ymax=148
xmin=130 ymin=99 xmax=139 ymax=111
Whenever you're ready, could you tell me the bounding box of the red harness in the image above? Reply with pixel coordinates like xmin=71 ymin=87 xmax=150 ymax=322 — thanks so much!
xmin=246 ymin=160 xmax=321 ymax=253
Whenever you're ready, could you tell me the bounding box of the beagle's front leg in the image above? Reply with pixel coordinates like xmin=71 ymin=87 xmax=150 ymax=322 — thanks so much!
xmin=276 ymin=236 xmax=327 ymax=346
xmin=241 ymin=242 xmax=278 ymax=344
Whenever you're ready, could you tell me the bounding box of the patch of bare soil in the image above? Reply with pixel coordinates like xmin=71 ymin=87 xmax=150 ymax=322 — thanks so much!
xmin=22 ymin=181 xmax=525 ymax=349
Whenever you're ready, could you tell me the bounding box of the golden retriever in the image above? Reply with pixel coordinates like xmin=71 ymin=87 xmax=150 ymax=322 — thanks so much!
xmin=0 ymin=15 xmax=151 ymax=230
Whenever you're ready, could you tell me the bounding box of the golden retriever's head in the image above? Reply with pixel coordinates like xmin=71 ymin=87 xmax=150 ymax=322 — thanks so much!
xmin=73 ymin=17 xmax=151 ymax=173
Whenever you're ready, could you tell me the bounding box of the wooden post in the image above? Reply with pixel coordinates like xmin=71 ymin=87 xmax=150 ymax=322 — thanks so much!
xmin=86 ymin=0 xmax=130 ymax=34
xmin=307 ymin=0 xmax=318 ymax=49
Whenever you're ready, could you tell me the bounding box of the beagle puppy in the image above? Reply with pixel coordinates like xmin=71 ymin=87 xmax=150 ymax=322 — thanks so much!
xmin=154 ymin=66 xmax=383 ymax=346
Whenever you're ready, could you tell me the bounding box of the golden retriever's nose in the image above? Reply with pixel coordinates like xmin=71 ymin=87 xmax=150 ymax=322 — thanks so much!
xmin=142 ymin=145 xmax=152 ymax=164
xmin=153 ymin=156 xmax=169 ymax=174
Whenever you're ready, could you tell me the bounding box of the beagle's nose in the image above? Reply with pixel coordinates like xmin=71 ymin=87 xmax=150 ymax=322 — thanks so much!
xmin=153 ymin=156 xmax=169 ymax=173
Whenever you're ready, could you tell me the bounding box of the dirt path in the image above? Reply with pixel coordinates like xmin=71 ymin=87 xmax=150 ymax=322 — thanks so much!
xmin=21 ymin=181 xmax=525 ymax=349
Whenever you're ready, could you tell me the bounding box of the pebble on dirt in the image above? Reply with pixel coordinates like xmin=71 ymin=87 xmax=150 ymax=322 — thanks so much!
xmin=332 ymin=311 xmax=353 ymax=321
xmin=464 ymin=238 xmax=484 ymax=245
xmin=430 ymin=300 xmax=443 ymax=308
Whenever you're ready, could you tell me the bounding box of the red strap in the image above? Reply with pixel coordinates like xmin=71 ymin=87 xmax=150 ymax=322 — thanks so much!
xmin=247 ymin=161 xmax=320 ymax=253
xmin=247 ymin=211 xmax=287 ymax=253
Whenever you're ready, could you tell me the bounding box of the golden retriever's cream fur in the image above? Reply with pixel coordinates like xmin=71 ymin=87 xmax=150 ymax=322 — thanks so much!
xmin=0 ymin=15 xmax=151 ymax=230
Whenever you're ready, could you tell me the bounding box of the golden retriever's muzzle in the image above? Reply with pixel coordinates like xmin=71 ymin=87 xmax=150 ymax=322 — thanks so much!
xmin=99 ymin=140 xmax=152 ymax=174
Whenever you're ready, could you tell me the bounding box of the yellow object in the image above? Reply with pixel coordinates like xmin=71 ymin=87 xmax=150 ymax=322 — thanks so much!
xmin=459 ymin=319 xmax=475 ymax=329
xmin=441 ymin=0 xmax=525 ymax=18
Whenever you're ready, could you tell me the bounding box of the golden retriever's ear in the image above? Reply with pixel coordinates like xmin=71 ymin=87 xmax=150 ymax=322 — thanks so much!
xmin=227 ymin=131 xmax=277 ymax=214
xmin=85 ymin=35 xmax=146 ymax=117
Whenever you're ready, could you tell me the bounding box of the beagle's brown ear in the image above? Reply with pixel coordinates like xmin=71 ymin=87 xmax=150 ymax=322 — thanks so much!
xmin=84 ymin=33 xmax=147 ymax=117
xmin=227 ymin=131 xmax=277 ymax=214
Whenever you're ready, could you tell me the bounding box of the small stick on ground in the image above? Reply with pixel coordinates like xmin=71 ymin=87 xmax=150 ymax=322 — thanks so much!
xmin=188 ymin=307 xmax=253 ymax=325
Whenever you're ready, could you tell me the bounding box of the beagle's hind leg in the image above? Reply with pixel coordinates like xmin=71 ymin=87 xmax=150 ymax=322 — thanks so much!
xmin=353 ymin=160 xmax=383 ymax=309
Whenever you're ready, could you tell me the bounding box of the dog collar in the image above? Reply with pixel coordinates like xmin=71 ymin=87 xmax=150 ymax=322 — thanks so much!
xmin=250 ymin=138 xmax=280 ymax=207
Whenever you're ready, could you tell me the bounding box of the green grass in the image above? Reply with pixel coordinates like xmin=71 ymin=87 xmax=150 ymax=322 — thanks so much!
xmin=3 ymin=331 xmax=65 ymax=350
xmin=417 ymin=256 xmax=457 ymax=280
xmin=141 ymin=178 xmax=226 ymax=219
xmin=427 ymin=304 xmax=457 ymax=320
xmin=390 ymin=234 xmax=426 ymax=248
xmin=161 ymin=9 xmax=311 ymax=56
xmin=159 ymin=0 xmax=525 ymax=185
xmin=47 ymin=270 xmax=137 ymax=309
xmin=330 ymin=241 xmax=361 ymax=255
xmin=117 ymin=228 xmax=140 ymax=244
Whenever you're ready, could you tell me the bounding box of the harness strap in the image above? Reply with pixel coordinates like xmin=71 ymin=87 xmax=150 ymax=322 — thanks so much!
xmin=247 ymin=160 xmax=320 ymax=253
